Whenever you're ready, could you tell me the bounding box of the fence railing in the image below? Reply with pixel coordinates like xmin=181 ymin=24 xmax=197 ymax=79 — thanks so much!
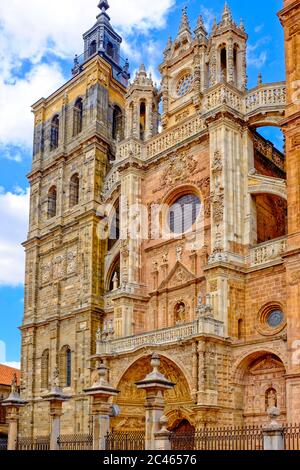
xmin=105 ymin=431 xmax=145 ymax=451
xmin=0 ymin=438 xmax=8 ymax=451
xmin=170 ymin=426 xmax=264 ymax=451
xmin=284 ymin=424 xmax=300 ymax=451
xmin=57 ymin=434 xmax=93 ymax=451
xmin=17 ymin=436 xmax=50 ymax=451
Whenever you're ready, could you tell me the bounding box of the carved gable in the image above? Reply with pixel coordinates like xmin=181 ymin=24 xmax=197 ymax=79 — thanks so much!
xmin=158 ymin=261 xmax=195 ymax=291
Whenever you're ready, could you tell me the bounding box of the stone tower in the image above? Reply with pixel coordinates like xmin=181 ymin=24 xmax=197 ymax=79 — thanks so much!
xmin=21 ymin=2 xmax=129 ymax=434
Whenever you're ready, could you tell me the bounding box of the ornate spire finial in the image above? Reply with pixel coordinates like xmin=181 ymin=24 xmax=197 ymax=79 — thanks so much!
xmin=222 ymin=1 xmax=232 ymax=24
xmin=98 ymin=0 xmax=109 ymax=11
xmin=258 ymin=72 xmax=263 ymax=86
xmin=164 ymin=36 xmax=172 ymax=58
xmin=195 ymin=15 xmax=207 ymax=39
xmin=178 ymin=6 xmax=191 ymax=35
xmin=239 ymin=17 xmax=245 ymax=31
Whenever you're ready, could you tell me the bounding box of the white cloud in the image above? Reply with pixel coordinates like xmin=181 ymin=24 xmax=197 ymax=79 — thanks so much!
xmin=0 ymin=64 xmax=66 ymax=148
xmin=0 ymin=1 xmax=174 ymax=66
xmin=4 ymin=362 xmax=21 ymax=370
xmin=0 ymin=187 xmax=29 ymax=286
xmin=247 ymin=37 xmax=270 ymax=69
xmin=255 ymin=24 xmax=264 ymax=33
xmin=0 ymin=1 xmax=174 ymax=152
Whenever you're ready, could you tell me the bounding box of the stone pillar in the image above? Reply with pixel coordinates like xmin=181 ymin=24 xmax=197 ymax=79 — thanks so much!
xmin=42 ymin=367 xmax=70 ymax=451
xmin=84 ymin=362 xmax=119 ymax=450
xmin=136 ymin=353 xmax=175 ymax=450
xmin=154 ymin=416 xmax=172 ymax=451
xmin=279 ymin=0 xmax=300 ymax=423
xmin=2 ymin=374 xmax=27 ymax=451
xmin=263 ymin=407 xmax=284 ymax=451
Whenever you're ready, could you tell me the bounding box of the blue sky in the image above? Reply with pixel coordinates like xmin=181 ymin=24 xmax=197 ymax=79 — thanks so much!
xmin=0 ymin=0 xmax=285 ymax=366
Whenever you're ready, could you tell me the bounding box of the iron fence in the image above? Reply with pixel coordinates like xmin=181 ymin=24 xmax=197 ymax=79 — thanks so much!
xmin=105 ymin=431 xmax=145 ymax=451
xmin=57 ymin=434 xmax=93 ymax=451
xmin=170 ymin=426 xmax=264 ymax=451
xmin=17 ymin=436 xmax=50 ymax=451
xmin=284 ymin=424 xmax=300 ymax=450
xmin=0 ymin=438 xmax=8 ymax=451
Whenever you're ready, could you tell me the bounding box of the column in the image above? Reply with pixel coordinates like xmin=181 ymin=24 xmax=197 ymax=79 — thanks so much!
xmin=84 ymin=362 xmax=119 ymax=450
xmin=263 ymin=407 xmax=284 ymax=451
xmin=2 ymin=375 xmax=27 ymax=451
xmin=136 ymin=353 xmax=175 ymax=450
xmin=42 ymin=367 xmax=70 ymax=451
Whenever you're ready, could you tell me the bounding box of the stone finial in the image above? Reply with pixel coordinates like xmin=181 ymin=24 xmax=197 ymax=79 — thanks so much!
xmin=258 ymin=72 xmax=263 ymax=86
xmin=52 ymin=366 xmax=60 ymax=389
xmin=267 ymin=406 xmax=281 ymax=428
xmin=178 ymin=6 xmax=191 ymax=36
xmin=239 ymin=18 xmax=245 ymax=31
xmin=222 ymin=2 xmax=233 ymax=24
xmin=194 ymin=15 xmax=207 ymax=39
xmin=163 ymin=37 xmax=172 ymax=58
xmin=98 ymin=362 xmax=109 ymax=386
xmin=11 ymin=373 xmax=18 ymax=395
xmin=212 ymin=17 xmax=218 ymax=34
xmin=159 ymin=415 xmax=169 ymax=432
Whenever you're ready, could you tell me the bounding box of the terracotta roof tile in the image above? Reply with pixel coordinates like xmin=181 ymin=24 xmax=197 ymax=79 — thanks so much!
xmin=0 ymin=364 xmax=21 ymax=387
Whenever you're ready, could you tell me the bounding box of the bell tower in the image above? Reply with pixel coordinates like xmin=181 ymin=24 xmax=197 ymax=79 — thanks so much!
xmin=159 ymin=7 xmax=209 ymax=129
xmin=125 ymin=64 xmax=160 ymax=141
xmin=208 ymin=2 xmax=248 ymax=89
xmin=82 ymin=0 xmax=130 ymax=87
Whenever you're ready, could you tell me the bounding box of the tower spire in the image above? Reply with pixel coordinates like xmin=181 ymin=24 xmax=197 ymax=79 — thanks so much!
xmin=97 ymin=0 xmax=110 ymax=19
xmin=194 ymin=14 xmax=207 ymax=40
xmin=178 ymin=6 xmax=191 ymax=36
xmin=221 ymin=2 xmax=233 ymax=24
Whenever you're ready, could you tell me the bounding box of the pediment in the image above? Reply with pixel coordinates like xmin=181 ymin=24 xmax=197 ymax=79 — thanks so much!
xmin=250 ymin=356 xmax=284 ymax=374
xmin=158 ymin=261 xmax=195 ymax=291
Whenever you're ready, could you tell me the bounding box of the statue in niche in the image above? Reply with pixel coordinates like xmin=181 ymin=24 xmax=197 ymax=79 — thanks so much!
xmin=175 ymin=302 xmax=186 ymax=324
xmin=265 ymin=388 xmax=278 ymax=411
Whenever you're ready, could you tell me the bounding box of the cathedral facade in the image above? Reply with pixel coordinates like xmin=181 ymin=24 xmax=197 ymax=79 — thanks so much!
xmin=19 ymin=0 xmax=300 ymax=437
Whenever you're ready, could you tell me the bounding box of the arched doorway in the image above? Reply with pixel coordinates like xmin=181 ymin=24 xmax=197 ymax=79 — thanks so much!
xmin=111 ymin=355 xmax=192 ymax=432
xmin=234 ymin=352 xmax=286 ymax=426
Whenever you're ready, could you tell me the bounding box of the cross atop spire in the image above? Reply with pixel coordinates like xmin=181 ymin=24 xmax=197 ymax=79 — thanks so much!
xmin=178 ymin=6 xmax=191 ymax=36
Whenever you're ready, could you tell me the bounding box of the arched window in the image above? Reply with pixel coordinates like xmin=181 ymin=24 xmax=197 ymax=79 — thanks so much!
xmin=50 ymin=115 xmax=59 ymax=150
xmin=112 ymin=105 xmax=123 ymax=141
xmin=168 ymin=194 xmax=201 ymax=234
xmin=108 ymin=202 xmax=120 ymax=251
xmin=107 ymin=41 xmax=114 ymax=58
xmin=60 ymin=346 xmax=72 ymax=388
xmin=47 ymin=186 xmax=57 ymax=219
xmin=139 ymin=101 xmax=146 ymax=140
xmin=69 ymin=174 xmax=80 ymax=208
xmin=89 ymin=40 xmax=97 ymax=56
xmin=73 ymin=98 xmax=83 ymax=136
xmin=41 ymin=349 xmax=49 ymax=390
xmin=220 ymin=46 xmax=227 ymax=81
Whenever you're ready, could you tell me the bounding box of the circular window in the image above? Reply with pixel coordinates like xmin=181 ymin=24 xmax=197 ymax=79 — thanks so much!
xmin=168 ymin=194 xmax=201 ymax=234
xmin=267 ymin=310 xmax=284 ymax=328
xmin=176 ymin=74 xmax=193 ymax=97
xmin=256 ymin=303 xmax=286 ymax=336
